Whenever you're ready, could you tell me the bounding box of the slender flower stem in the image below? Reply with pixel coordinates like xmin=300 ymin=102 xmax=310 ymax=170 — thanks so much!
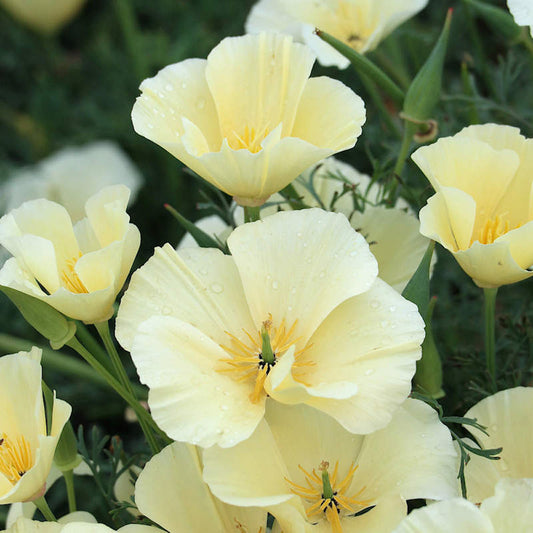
xmin=34 ymin=496 xmax=56 ymax=521
xmin=66 ymin=337 xmax=168 ymax=453
xmin=76 ymin=322 xmax=113 ymax=372
xmin=244 ymin=206 xmax=261 ymax=223
xmin=390 ymin=122 xmax=416 ymax=197
xmin=484 ymin=287 xmax=499 ymax=390
xmin=63 ymin=469 xmax=77 ymax=513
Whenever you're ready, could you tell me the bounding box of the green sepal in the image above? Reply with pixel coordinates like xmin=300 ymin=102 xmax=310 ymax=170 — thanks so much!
xmin=54 ymin=422 xmax=82 ymax=472
xmin=463 ymin=0 xmax=522 ymax=42
xmin=402 ymin=9 xmax=452 ymax=124
xmin=42 ymin=380 xmax=54 ymax=436
xmin=164 ymin=203 xmax=221 ymax=249
xmin=315 ymin=30 xmax=405 ymax=106
xmin=0 ymin=286 xmax=76 ymax=349
xmin=402 ymin=240 xmax=435 ymax=319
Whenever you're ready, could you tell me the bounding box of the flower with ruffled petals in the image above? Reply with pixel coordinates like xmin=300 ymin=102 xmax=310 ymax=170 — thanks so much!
xmin=132 ymin=33 xmax=365 ymax=206
xmin=392 ymin=478 xmax=533 ymax=533
xmin=132 ymin=441 xmax=267 ymax=532
xmin=117 ymin=208 xmax=424 ymax=448
xmin=246 ymin=0 xmax=429 ymax=69
xmin=0 ymin=348 xmax=71 ymax=505
xmin=412 ymin=124 xmax=533 ymax=288
xmin=0 ymin=185 xmax=140 ymax=324
xmin=461 ymin=387 xmax=533 ymax=503
xmin=203 ymin=398 xmax=458 ymax=533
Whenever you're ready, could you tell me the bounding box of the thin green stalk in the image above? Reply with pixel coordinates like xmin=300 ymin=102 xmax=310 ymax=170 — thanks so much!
xmin=391 ymin=122 xmax=416 ymax=196
xmin=244 ymin=206 xmax=261 ymax=222
xmin=66 ymin=337 xmax=168 ymax=453
xmin=484 ymin=287 xmax=498 ymax=390
xmin=76 ymin=322 xmax=112 ymax=372
xmin=34 ymin=496 xmax=56 ymax=522
xmin=63 ymin=469 xmax=77 ymax=513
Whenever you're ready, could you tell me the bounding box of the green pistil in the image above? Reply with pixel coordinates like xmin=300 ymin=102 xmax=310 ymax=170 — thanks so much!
xmin=260 ymin=325 xmax=275 ymax=365
xmin=321 ymin=467 xmax=334 ymax=500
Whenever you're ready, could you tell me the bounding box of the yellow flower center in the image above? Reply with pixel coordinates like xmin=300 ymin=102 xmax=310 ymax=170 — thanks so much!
xmin=219 ymin=314 xmax=312 ymax=404
xmin=0 ymin=433 xmax=34 ymax=485
xmin=229 ymin=124 xmax=271 ymax=154
xmin=61 ymin=252 xmax=88 ymax=294
xmin=286 ymin=460 xmax=371 ymax=533
xmin=472 ymin=215 xmax=521 ymax=247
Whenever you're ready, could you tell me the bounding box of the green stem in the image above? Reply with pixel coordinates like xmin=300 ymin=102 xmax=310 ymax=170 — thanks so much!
xmin=484 ymin=287 xmax=498 ymax=390
xmin=34 ymin=496 xmax=56 ymax=522
xmin=76 ymin=322 xmax=113 ymax=373
xmin=391 ymin=122 xmax=416 ymax=196
xmin=244 ymin=206 xmax=261 ymax=223
xmin=66 ymin=337 xmax=168 ymax=453
xmin=63 ymin=469 xmax=77 ymax=513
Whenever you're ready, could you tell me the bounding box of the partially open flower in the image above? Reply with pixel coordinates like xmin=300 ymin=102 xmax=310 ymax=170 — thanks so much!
xmin=132 ymin=33 xmax=365 ymax=206
xmin=412 ymin=124 xmax=533 ymax=288
xmin=0 ymin=0 xmax=86 ymax=34
xmin=245 ymin=0 xmax=429 ymax=69
xmin=117 ymin=209 xmax=424 ymax=448
xmin=0 ymin=349 xmax=71 ymax=505
xmin=203 ymin=398 xmax=458 ymax=533
xmin=0 ymin=185 xmax=140 ymax=324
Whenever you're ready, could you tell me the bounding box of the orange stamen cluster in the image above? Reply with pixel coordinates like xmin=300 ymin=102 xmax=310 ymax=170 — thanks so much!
xmin=0 ymin=433 xmax=34 ymax=485
xmin=219 ymin=315 xmax=311 ymax=404
xmin=61 ymin=252 xmax=88 ymax=294
xmin=286 ymin=461 xmax=371 ymax=533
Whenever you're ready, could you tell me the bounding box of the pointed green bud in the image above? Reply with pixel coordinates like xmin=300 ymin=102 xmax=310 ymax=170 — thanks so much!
xmin=0 ymin=286 xmax=76 ymax=349
xmin=260 ymin=320 xmax=275 ymax=365
xmin=320 ymin=462 xmax=335 ymax=500
xmin=463 ymin=0 xmax=522 ymax=42
xmin=54 ymin=422 xmax=82 ymax=472
xmin=402 ymin=9 xmax=453 ymax=127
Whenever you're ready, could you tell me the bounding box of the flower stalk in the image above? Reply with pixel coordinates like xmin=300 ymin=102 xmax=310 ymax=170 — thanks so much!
xmin=484 ymin=287 xmax=498 ymax=390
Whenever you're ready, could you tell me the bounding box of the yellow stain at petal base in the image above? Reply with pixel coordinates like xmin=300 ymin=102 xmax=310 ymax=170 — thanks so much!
xmin=471 ymin=215 xmax=522 ymax=247
xmin=61 ymin=252 xmax=88 ymax=294
xmin=286 ymin=460 xmax=371 ymax=533
xmin=0 ymin=433 xmax=34 ymax=485
xmin=219 ymin=314 xmax=312 ymax=404
xmin=228 ymin=124 xmax=272 ymax=154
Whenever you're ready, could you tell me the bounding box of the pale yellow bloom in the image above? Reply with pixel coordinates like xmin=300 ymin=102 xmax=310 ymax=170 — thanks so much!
xmin=203 ymin=399 xmax=458 ymax=533
xmin=117 ymin=209 xmax=424 ymax=448
xmin=132 ymin=33 xmax=365 ymax=206
xmin=133 ymin=442 xmax=267 ymax=532
xmin=392 ymin=479 xmax=533 ymax=533
xmin=412 ymin=124 xmax=533 ymax=288
xmin=0 ymin=349 xmax=71 ymax=505
xmin=1 ymin=142 xmax=143 ymax=223
xmin=246 ymin=0 xmax=429 ymax=69
xmin=0 ymin=0 xmax=86 ymax=34
xmin=461 ymin=387 xmax=533 ymax=503
xmin=0 ymin=185 xmax=140 ymax=324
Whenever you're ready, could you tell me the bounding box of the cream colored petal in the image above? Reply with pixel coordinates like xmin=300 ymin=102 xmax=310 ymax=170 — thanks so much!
xmin=351 ymin=207 xmax=430 ymax=292
xmin=481 ymin=478 xmax=533 ymax=531
xmin=464 ymin=387 xmax=533 ymax=485
xmin=456 ymin=124 xmax=526 ymax=153
xmin=75 ymin=244 xmax=119 ymax=293
xmin=411 ymin=137 xmax=520 ymax=217
xmin=300 ymin=25 xmax=351 ymax=69
xmin=354 ymin=399 xmax=458 ymax=503
xmin=245 ymin=0 xmax=307 ymax=42
xmin=292 ymin=77 xmax=365 ymax=152
xmin=0 ymin=258 xmax=45 ymax=300
xmin=131 ymin=316 xmax=264 ymax=448
xmin=508 ymin=0 xmax=533 ymax=35
xmin=205 ymin=33 xmax=315 ymax=140
xmin=194 ymin=135 xmax=332 ymax=203
xmin=116 ymin=244 xmax=254 ymax=351
xmin=392 ymin=498 xmax=493 ymax=533
xmin=292 ymin=279 xmax=424 ymax=434
xmin=453 ymin=240 xmax=533 ymax=288
xmin=135 ymin=442 xmax=226 ymax=531
xmin=496 ymin=219 xmax=533 ymax=270
xmin=132 ymin=58 xmax=221 ymax=151
xmin=177 ymin=215 xmax=233 ymax=249
xmin=3 ymin=517 xmax=63 ymax=532
xmin=203 ymin=419 xmax=293 ymax=507
xmin=227 ymin=209 xmax=378 ymax=344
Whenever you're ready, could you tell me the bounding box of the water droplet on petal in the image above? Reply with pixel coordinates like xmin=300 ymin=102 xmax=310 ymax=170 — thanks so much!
xmin=364 ymin=369 xmax=374 ymax=376
xmin=389 ymin=305 xmax=396 ymax=313
xmin=370 ymin=300 xmax=380 ymax=309
xmin=165 ymin=83 xmax=173 ymax=91
xmin=380 ymin=320 xmax=389 ymax=328
xmin=211 ymin=283 xmax=223 ymax=294
xmin=319 ymin=271 xmax=326 ymax=279
xmin=350 ymin=251 xmax=357 ymax=257
xmin=272 ymin=280 xmax=279 ymax=290
xmin=197 ymin=99 xmax=206 ymax=110
xmin=162 ymin=305 xmax=172 ymax=315
xmin=290 ymin=286 xmax=297 ymax=295
xmin=181 ymin=82 xmax=187 ymax=89
xmin=147 ymin=123 xmax=154 ymax=129
xmin=490 ymin=424 xmax=498 ymax=433
xmin=296 ymin=232 xmax=303 ymax=238
xmin=220 ymin=404 xmax=229 ymax=412
xmin=199 ymin=267 xmax=208 ymax=275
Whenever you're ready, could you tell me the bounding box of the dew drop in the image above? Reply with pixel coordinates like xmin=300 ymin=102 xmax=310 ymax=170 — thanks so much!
xmin=350 ymin=251 xmax=357 ymax=257
xmin=147 ymin=123 xmax=154 ymax=129
xmin=197 ymin=99 xmax=206 ymax=110
xmin=305 ymin=257 xmax=312 ymax=264
xmin=165 ymin=83 xmax=173 ymax=92
xmin=181 ymin=82 xmax=187 ymax=89
xmin=290 ymin=286 xmax=297 ymax=295
xmin=389 ymin=305 xmax=396 ymax=313
xmin=420 ymin=433 xmax=427 ymax=438
xmin=319 ymin=271 xmax=326 ymax=279
xmin=158 ymin=91 xmax=166 ymax=98
xmin=211 ymin=283 xmax=224 ymax=294
xmin=303 ymin=242 xmax=308 ymax=248
xmin=215 ymin=386 xmax=222 ymax=392
xmin=162 ymin=305 xmax=172 ymax=315
xmin=296 ymin=232 xmax=303 ymax=238
xmin=199 ymin=267 xmax=208 ymax=275
xmin=220 ymin=404 xmax=229 ymax=412
xmin=370 ymin=300 xmax=380 ymax=309
xmin=288 ymin=305 xmax=293 ymax=311
xmin=380 ymin=320 xmax=389 ymax=328
xmin=272 ymin=280 xmax=279 ymax=290
xmin=364 ymin=369 xmax=374 ymax=376
xmin=490 ymin=424 xmax=498 ymax=433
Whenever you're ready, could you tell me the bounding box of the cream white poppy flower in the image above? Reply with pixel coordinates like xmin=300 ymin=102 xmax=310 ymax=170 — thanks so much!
xmin=132 ymin=441 xmax=267 ymax=532
xmin=131 ymin=33 xmax=365 ymax=206
xmin=203 ymin=398 xmax=458 ymax=533
xmin=0 ymin=185 xmax=140 ymax=324
xmin=508 ymin=0 xmax=533 ymax=36
xmin=116 ymin=208 xmax=425 ymax=448
xmin=392 ymin=478 xmax=533 ymax=533
xmin=3 ymin=516 xmax=157 ymax=533
xmin=0 ymin=0 xmax=85 ymax=34
xmin=0 ymin=349 xmax=71 ymax=505
xmin=461 ymin=387 xmax=533 ymax=503
xmin=245 ymin=0 xmax=429 ymax=69
xmin=412 ymin=124 xmax=533 ymax=288
xmin=1 ymin=142 xmax=143 ymax=224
